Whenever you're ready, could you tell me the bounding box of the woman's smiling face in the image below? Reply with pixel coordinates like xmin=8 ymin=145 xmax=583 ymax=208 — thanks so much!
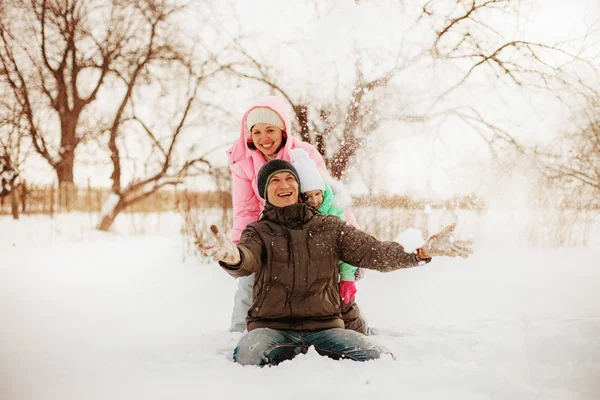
xmin=250 ymin=123 xmax=284 ymax=160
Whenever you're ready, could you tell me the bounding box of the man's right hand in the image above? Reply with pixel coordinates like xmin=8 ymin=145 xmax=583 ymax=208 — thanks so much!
xmin=196 ymin=225 xmax=241 ymax=265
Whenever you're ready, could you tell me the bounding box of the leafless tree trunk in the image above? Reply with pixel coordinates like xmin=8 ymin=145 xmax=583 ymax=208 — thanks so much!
xmin=0 ymin=0 xmax=200 ymax=208
xmin=95 ymin=1 xmax=223 ymax=231
xmin=0 ymin=158 xmax=20 ymax=219
xmin=0 ymin=92 xmax=29 ymax=219
xmin=0 ymin=1 xmax=96 ymax=188
xmin=9 ymin=182 xmax=19 ymax=219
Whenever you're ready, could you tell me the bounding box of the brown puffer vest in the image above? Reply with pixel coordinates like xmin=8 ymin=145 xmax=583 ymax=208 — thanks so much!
xmin=221 ymin=203 xmax=427 ymax=332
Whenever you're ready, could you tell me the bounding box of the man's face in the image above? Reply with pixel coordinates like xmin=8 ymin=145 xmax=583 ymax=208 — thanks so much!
xmin=304 ymin=189 xmax=323 ymax=209
xmin=266 ymin=171 xmax=299 ymax=207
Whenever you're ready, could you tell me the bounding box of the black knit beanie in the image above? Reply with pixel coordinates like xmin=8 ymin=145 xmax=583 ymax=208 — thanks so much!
xmin=257 ymin=159 xmax=301 ymax=201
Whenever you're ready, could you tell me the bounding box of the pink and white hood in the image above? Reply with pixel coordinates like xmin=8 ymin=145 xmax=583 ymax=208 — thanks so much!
xmin=226 ymin=96 xmax=326 ymax=242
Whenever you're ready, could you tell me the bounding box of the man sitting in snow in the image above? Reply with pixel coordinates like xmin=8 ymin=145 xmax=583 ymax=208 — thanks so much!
xmin=197 ymin=160 xmax=473 ymax=366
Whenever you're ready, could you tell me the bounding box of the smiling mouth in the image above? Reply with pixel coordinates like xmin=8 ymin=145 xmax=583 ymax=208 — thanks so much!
xmin=261 ymin=143 xmax=274 ymax=149
xmin=277 ymin=192 xmax=292 ymax=197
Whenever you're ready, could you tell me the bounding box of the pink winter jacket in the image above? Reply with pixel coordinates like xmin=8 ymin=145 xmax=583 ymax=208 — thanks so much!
xmin=227 ymin=96 xmax=358 ymax=242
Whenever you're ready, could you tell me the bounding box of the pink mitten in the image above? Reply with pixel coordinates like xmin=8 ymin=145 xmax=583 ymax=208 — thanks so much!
xmin=339 ymin=281 xmax=357 ymax=304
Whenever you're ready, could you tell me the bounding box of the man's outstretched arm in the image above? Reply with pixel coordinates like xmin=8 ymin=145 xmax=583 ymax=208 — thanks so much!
xmin=196 ymin=225 xmax=264 ymax=277
xmin=336 ymin=221 xmax=473 ymax=272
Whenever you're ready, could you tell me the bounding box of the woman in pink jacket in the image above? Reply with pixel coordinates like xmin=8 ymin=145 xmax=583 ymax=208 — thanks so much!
xmin=227 ymin=96 xmax=367 ymax=333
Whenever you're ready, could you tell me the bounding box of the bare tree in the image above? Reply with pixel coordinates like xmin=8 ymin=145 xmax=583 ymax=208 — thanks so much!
xmin=0 ymin=93 xmax=30 ymax=219
xmin=226 ymin=39 xmax=410 ymax=179
xmin=95 ymin=2 xmax=225 ymax=231
xmin=0 ymin=0 xmax=198 ymax=208
xmin=223 ymin=0 xmax=599 ymax=180
xmin=534 ymin=98 xmax=600 ymax=206
xmin=423 ymin=0 xmax=598 ymax=103
xmin=178 ymin=165 xmax=232 ymax=255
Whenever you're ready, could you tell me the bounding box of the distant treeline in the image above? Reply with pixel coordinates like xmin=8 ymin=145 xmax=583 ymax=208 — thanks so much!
xmin=352 ymin=194 xmax=484 ymax=210
xmin=3 ymin=183 xmax=599 ymax=217
xmin=0 ymin=183 xmax=232 ymax=216
xmin=1 ymin=182 xmax=485 ymax=216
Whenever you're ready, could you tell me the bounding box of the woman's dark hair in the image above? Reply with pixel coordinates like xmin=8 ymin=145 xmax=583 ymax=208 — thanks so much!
xmin=247 ymin=132 xmax=287 ymax=152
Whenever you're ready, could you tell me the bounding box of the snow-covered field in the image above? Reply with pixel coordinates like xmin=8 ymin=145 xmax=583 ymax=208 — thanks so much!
xmin=1 ymin=212 xmax=599 ymax=400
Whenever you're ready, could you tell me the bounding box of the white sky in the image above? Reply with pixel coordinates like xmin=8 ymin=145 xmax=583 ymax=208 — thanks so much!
xmin=17 ymin=0 xmax=600 ymax=200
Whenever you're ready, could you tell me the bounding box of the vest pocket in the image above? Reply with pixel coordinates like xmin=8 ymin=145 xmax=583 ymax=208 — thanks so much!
xmin=252 ymin=284 xmax=288 ymax=319
xmin=251 ymin=260 xmax=290 ymax=319
xmin=325 ymin=282 xmax=341 ymax=314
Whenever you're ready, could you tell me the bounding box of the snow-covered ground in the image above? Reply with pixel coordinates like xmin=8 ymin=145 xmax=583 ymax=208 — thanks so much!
xmin=1 ymin=213 xmax=599 ymax=400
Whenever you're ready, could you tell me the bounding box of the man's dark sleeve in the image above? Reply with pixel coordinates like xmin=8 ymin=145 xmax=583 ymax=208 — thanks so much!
xmin=219 ymin=226 xmax=264 ymax=277
xmin=336 ymin=220 xmax=431 ymax=272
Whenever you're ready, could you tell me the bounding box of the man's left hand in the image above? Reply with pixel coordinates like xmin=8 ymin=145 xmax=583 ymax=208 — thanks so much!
xmin=421 ymin=224 xmax=473 ymax=259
